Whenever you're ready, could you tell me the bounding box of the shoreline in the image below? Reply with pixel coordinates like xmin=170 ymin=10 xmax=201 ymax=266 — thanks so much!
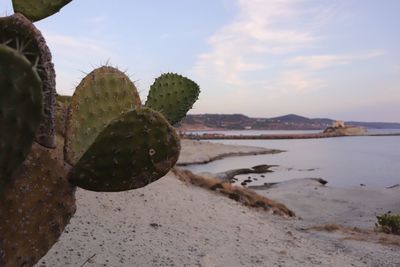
xmin=177 ymin=149 xmax=283 ymax=166
xmin=182 ymin=132 xmax=400 ymax=140
xmin=177 ymin=139 xmax=283 ymax=166
xmin=37 ymin=140 xmax=400 ymax=266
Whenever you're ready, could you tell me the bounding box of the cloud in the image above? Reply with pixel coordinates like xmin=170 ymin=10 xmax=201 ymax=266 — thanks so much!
xmin=45 ymin=33 xmax=111 ymax=58
xmin=191 ymin=0 xmax=385 ymax=102
xmin=278 ymin=71 xmax=325 ymax=93
xmin=287 ymin=50 xmax=385 ymax=70
xmin=43 ymin=32 xmax=115 ymax=94
xmin=191 ymin=0 xmax=318 ymax=87
xmin=288 ymin=55 xmax=350 ymax=70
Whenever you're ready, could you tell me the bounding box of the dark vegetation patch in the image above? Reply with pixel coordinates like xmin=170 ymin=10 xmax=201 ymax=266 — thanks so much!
xmin=172 ymin=168 xmax=295 ymax=217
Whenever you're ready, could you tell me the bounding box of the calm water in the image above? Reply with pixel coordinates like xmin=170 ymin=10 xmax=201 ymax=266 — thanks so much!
xmin=185 ymin=129 xmax=400 ymax=136
xmin=185 ymin=130 xmax=321 ymax=136
xmin=185 ymin=131 xmax=400 ymax=188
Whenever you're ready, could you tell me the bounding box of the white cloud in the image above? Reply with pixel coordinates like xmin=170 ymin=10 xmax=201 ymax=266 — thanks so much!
xmin=45 ymin=33 xmax=111 ymax=57
xmin=43 ymin=32 xmax=115 ymax=94
xmin=288 ymin=55 xmax=350 ymax=70
xmin=278 ymin=71 xmax=325 ymax=93
xmin=191 ymin=0 xmax=317 ymax=87
xmin=191 ymin=0 xmax=385 ymax=103
xmin=288 ymin=50 xmax=384 ymax=70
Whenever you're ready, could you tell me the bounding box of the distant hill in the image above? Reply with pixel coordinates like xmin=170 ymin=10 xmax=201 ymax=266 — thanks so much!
xmin=178 ymin=114 xmax=400 ymax=131
xmin=345 ymin=121 xmax=400 ymax=129
xmin=269 ymin=114 xmax=311 ymax=123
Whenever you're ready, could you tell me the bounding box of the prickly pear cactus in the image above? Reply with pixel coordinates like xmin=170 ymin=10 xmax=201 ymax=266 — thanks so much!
xmin=0 ymin=0 xmax=201 ymax=263
xmin=69 ymin=108 xmax=180 ymax=192
xmin=55 ymin=95 xmax=71 ymax=137
xmin=65 ymin=66 xmax=142 ymax=165
xmin=12 ymin=0 xmax=72 ymax=22
xmin=0 ymin=13 xmax=56 ymax=148
xmin=145 ymin=73 xmax=200 ymax=125
xmin=0 ymin=143 xmax=76 ymax=266
xmin=0 ymin=44 xmax=42 ymax=190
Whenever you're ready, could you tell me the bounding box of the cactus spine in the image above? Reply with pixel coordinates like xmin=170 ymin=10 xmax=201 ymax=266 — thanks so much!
xmin=0 ymin=44 xmax=42 ymax=190
xmin=64 ymin=66 xmax=142 ymax=165
xmin=69 ymin=108 xmax=180 ymax=192
xmin=0 ymin=0 xmax=200 ymax=266
xmin=145 ymin=73 xmax=200 ymax=125
xmin=0 ymin=13 xmax=57 ymax=148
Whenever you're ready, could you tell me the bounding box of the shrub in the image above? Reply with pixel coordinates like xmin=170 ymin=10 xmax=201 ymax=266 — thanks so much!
xmin=376 ymin=212 xmax=400 ymax=235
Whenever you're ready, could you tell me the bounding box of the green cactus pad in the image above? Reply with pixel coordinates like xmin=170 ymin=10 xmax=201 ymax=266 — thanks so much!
xmin=65 ymin=66 xmax=142 ymax=165
xmin=0 ymin=44 xmax=42 ymax=190
xmin=145 ymin=73 xmax=200 ymax=125
xmin=12 ymin=0 xmax=72 ymax=22
xmin=69 ymin=108 xmax=180 ymax=192
xmin=0 ymin=143 xmax=76 ymax=266
xmin=0 ymin=13 xmax=56 ymax=148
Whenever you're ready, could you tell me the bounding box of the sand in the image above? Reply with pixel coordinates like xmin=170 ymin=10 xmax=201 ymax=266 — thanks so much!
xmin=253 ymin=178 xmax=400 ymax=229
xmin=37 ymin=140 xmax=400 ymax=267
xmin=177 ymin=139 xmax=282 ymax=165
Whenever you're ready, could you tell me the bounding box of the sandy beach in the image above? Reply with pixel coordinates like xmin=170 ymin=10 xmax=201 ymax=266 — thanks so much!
xmin=177 ymin=140 xmax=282 ymax=165
xmin=37 ymin=140 xmax=400 ymax=266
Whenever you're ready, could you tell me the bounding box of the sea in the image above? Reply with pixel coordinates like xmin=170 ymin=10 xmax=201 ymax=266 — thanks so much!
xmin=184 ymin=129 xmax=400 ymax=188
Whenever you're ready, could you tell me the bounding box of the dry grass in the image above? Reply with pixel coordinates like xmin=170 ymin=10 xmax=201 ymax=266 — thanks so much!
xmin=310 ymin=224 xmax=342 ymax=232
xmin=342 ymin=234 xmax=400 ymax=247
xmin=172 ymin=168 xmax=295 ymax=217
xmin=377 ymin=236 xmax=400 ymax=247
xmin=308 ymin=224 xmax=400 ymax=247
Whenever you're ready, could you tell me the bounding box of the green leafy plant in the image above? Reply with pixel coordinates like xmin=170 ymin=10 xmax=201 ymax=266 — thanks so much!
xmin=0 ymin=1 xmax=200 ymax=266
xmin=376 ymin=212 xmax=400 ymax=235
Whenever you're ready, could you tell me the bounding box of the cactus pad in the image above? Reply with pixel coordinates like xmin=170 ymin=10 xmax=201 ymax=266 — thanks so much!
xmin=0 ymin=44 xmax=42 ymax=190
xmin=0 ymin=143 xmax=76 ymax=266
xmin=145 ymin=73 xmax=200 ymax=125
xmin=0 ymin=13 xmax=56 ymax=148
xmin=55 ymin=95 xmax=71 ymax=137
xmin=12 ymin=0 xmax=72 ymax=22
xmin=69 ymin=108 xmax=180 ymax=192
xmin=65 ymin=66 xmax=142 ymax=165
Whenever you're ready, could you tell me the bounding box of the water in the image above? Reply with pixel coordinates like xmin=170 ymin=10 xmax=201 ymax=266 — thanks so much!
xmin=367 ymin=128 xmax=400 ymax=135
xmin=184 ymin=132 xmax=400 ymax=188
xmin=185 ymin=129 xmax=321 ymax=136
xmin=185 ymin=129 xmax=400 ymax=136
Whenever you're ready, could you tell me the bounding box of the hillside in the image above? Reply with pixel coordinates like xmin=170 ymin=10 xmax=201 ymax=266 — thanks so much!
xmin=178 ymin=114 xmax=400 ymax=131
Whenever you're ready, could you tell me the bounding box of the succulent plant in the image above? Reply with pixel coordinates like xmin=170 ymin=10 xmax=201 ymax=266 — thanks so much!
xmin=0 ymin=44 xmax=43 ymax=191
xmin=12 ymin=0 xmax=72 ymax=22
xmin=64 ymin=66 xmax=142 ymax=165
xmin=0 ymin=143 xmax=76 ymax=267
xmin=64 ymin=66 xmax=189 ymax=192
xmin=0 ymin=13 xmax=57 ymax=148
xmin=69 ymin=107 xmax=181 ymax=192
xmin=145 ymin=73 xmax=200 ymax=125
xmin=0 ymin=0 xmax=200 ymax=265
xmin=55 ymin=94 xmax=71 ymax=137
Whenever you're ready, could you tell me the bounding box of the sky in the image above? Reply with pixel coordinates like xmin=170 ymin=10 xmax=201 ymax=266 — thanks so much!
xmin=1 ymin=0 xmax=399 ymax=122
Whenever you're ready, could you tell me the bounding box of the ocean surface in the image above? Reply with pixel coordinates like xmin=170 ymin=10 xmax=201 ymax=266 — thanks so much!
xmin=184 ymin=130 xmax=400 ymax=188
xmin=185 ymin=129 xmax=321 ymax=136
